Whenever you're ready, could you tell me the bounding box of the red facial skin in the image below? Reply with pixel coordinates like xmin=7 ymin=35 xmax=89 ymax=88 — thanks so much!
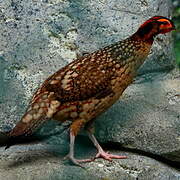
xmin=133 ymin=16 xmax=175 ymax=43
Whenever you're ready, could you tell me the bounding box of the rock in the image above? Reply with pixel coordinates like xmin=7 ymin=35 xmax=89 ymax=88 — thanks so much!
xmin=0 ymin=140 xmax=179 ymax=180
xmin=96 ymin=70 xmax=180 ymax=163
xmin=0 ymin=0 xmax=179 ymax=179
xmin=37 ymin=70 xmax=180 ymax=164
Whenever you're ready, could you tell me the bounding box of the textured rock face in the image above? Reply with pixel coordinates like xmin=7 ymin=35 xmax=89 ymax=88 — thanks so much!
xmin=0 ymin=142 xmax=180 ymax=180
xmin=96 ymin=70 xmax=180 ymax=162
xmin=0 ymin=0 xmax=179 ymax=179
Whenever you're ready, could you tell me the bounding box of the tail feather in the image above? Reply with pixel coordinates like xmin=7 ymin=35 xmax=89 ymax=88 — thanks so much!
xmin=0 ymin=131 xmax=43 ymax=149
xmin=9 ymin=91 xmax=60 ymax=137
xmin=9 ymin=110 xmax=48 ymax=137
xmin=0 ymin=131 xmax=20 ymax=149
xmin=0 ymin=91 xmax=61 ymax=149
xmin=0 ymin=131 xmax=9 ymax=147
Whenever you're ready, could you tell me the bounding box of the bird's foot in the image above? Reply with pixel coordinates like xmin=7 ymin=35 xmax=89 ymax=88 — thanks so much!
xmin=94 ymin=150 xmax=127 ymax=161
xmin=63 ymin=154 xmax=94 ymax=167
xmin=63 ymin=151 xmax=126 ymax=167
xmin=86 ymin=132 xmax=127 ymax=162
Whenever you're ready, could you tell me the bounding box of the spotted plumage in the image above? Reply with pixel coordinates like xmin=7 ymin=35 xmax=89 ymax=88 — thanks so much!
xmin=1 ymin=16 xmax=175 ymax=166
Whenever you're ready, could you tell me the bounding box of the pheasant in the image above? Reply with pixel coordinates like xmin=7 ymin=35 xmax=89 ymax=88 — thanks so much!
xmin=0 ymin=16 xmax=175 ymax=166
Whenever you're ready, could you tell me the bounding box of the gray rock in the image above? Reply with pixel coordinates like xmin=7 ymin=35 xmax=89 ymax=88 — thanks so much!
xmin=38 ymin=70 xmax=180 ymax=164
xmin=95 ymin=70 xmax=180 ymax=162
xmin=0 ymin=141 xmax=179 ymax=180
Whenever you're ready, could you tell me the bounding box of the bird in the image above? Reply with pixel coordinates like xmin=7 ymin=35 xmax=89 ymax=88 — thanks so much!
xmin=0 ymin=16 xmax=175 ymax=166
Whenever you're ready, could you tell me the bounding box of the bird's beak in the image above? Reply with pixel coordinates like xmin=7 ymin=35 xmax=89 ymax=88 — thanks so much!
xmin=171 ymin=24 xmax=176 ymax=31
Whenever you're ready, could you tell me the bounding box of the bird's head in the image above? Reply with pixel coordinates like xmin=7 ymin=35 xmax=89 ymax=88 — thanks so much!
xmin=133 ymin=16 xmax=175 ymax=42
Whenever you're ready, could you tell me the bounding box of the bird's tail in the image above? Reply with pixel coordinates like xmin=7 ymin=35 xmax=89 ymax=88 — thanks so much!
xmin=0 ymin=131 xmax=10 ymax=148
xmin=0 ymin=131 xmax=42 ymax=149
xmin=0 ymin=91 xmax=60 ymax=149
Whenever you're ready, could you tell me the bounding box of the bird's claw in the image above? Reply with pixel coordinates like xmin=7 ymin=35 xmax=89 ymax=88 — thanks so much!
xmin=94 ymin=151 xmax=127 ymax=161
xmin=63 ymin=154 xmax=95 ymax=167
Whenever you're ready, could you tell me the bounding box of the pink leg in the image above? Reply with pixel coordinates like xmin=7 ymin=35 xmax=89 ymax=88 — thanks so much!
xmin=87 ymin=132 xmax=127 ymax=161
xmin=64 ymin=131 xmax=94 ymax=167
xmin=65 ymin=118 xmax=126 ymax=166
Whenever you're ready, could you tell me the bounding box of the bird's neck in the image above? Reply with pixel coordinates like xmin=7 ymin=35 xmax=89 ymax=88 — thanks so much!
xmin=131 ymin=23 xmax=158 ymax=45
xmin=131 ymin=32 xmax=154 ymax=45
xmin=123 ymin=36 xmax=153 ymax=72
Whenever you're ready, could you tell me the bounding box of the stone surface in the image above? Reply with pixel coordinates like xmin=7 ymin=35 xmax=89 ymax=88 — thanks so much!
xmin=0 ymin=140 xmax=179 ymax=180
xmin=95 ymin=70 xmax=180 ymax=162
xmin=0 ymin=0 xmax=179 ymax=179
xmin=36 ymin=70 xmax=180 ymax=164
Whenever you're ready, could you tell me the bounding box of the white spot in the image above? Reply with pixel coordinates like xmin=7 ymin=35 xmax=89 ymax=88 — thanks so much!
xmin=64 ymin=74 xmax=71 ymax=80
xmin=62 ymin=78 xmax=72 ymax=89
xmin=51 ymin=100 xmax=60 ymax=105
xmin=72 ymin=65 xmax=78 ymax=69
xmin=40 ymin=102 xmax=46 ymax=107
xmin=83 ymin=103 xmax=90 ymax=111
xmin=47 ymin=108 xmax=54 ymax=118
xmin=38 ymin=108 xmax=44 ymax=114
xmin=22 ymin=114 xmax=32 ymax=123
xmin=79 ymin=112 xmax=87 ymax=118
xmin=71 ymin=72 xmax=78 ymax=78
xmin=48 ymin=92 xmax=55 ymax=98
xmin=65 ymin=86 xmax=72 ymax=91
xmin=92 ymin=99 xmax=99 ymax=104
xmin=36 ymin=113 xmax=42 ymax=119
xmin=33 ymin=113 xmax=39 ymax=120
xmin=42 ymin=94 xmax=48 ymax=100
xmin=66 ymin=71 xmax=74 ymax=75
xmin=50 ymin=80 xmax=59 ymax=85
xmin=91 ymin=58 xmax=95 ymax=62
xmin=98 ymin=163 xmax=104 ymax=168
xmin=33 ymin=103 xmax=39 ymax=109
xmin=111 ymin=79 xmax=116 ymax=85
xmin=50 ymin=100 xmax=60 ymax=109
xmin=70 ymin=112 xmax=78 ymax=118
xmin=55 ymin=76 xmax=61 ymax=80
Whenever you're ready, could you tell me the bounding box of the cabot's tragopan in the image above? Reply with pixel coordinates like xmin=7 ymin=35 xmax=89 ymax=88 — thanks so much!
xmin=0 ymin=16 xmax=175 ymax=166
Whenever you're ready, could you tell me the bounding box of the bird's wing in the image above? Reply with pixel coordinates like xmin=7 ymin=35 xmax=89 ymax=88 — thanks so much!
xmin=32 ymin=51 xmax=115 ymax=104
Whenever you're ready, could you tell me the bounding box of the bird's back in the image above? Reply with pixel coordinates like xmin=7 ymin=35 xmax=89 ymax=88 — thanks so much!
xmin=6 ymin=36 xmax=151 ymax=141
xmin=31 ymin=37 xmax=151 ymax=122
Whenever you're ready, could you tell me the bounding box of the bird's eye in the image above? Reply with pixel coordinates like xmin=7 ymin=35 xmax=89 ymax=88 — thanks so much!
xmin=161 ymin=21 xmax=168 ymax=25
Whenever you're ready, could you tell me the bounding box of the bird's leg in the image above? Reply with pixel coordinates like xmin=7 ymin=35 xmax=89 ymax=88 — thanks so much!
xmin=87 ymin=132 xmax=127 ymax=161
xmin=64 ymin=119 xmax=93 ymax=166
xmin=86 ymin=122 xmax=127 ymax=161
xmin=66 ymin=131 xmax=80 ymax=166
